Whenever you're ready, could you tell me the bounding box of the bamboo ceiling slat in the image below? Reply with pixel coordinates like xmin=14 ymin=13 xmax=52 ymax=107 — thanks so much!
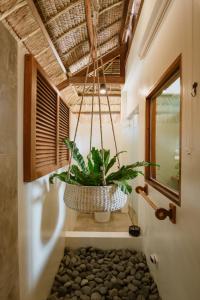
xmin=69 ymin=35 xmax=119 ymax=74
xmin=24 ymin=28 xmax=49 ymax=56
xmin=0 ymin=0 xmax=26 ymax=20
xmin=0 ymin=0 xmax=17 ymax=13
xmin=6 ymin=4 xmax=39 ymax=38
xmin=46 ymin=0 xmax=86 ymax=40
xmin=36 ymin=47 xmax=55 ymax=67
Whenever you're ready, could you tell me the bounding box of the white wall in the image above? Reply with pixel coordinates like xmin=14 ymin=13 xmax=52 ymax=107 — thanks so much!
xmin=122 ymin=0 xmax=200 ymax=300
xmin=17 ymin=44 xmax=67 ymax=300
xmin=70 ymin=113 xmax=123 ymax=159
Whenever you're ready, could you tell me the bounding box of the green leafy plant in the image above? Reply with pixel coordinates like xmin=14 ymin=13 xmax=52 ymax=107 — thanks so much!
xmin=50 ymin=139 xmax=157 ymax=194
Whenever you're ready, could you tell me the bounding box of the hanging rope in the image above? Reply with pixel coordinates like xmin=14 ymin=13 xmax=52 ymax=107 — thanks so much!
xmin=68 ymin=1 xmax=121 ymax=181
xmin=89 ymin=59 xmax=96 ymax=152
xmin=67 ymin=53 xmax=92 ymax=178
xmin=99 ymin=55 xmax=121 ymax=169
xmin=93 ymin=23 xmax=121 ymax=169
xmin=96 ymin=57 xmax=106 ymax=185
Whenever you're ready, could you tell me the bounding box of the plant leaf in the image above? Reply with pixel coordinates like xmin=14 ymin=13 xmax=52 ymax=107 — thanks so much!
xmin=106 ymin=167 xmax=141 ymax=183
xmin=100 ymin=149 xmax=110 ymax=168
xmin=105 ymin=151 xmax=126 ymax=174
xmin=87 ymin=157 xmax=94 ymax=174
xmin=113 ymin=180 xmax=132 ymax=195
xmin=49 ymin=172 xmax=68 ymax=184
xmin=64 ymin=138 xmax=87 ymax=172
xmin=126 ymin=161 xmax=159 ymax=169
xmin=91 ymin=147 xmax=103 ymax=173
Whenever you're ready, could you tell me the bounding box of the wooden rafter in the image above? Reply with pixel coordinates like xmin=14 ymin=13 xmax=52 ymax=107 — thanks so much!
xmin=84 ymin=0 xmax=96 ymax=59
xmin=26 ymin=0 xmax=66 ymax=74
xmin=72 ymin=111 xmax=120 ymax=115
xmin=57 ymin=76 xmax=125 ymax=90
xmin=78 ymin=92 xmax=121 ymax=97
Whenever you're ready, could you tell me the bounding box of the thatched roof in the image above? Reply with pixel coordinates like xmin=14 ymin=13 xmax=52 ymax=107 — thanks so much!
xmin=1 ymin=0 xmax=143 ymax=112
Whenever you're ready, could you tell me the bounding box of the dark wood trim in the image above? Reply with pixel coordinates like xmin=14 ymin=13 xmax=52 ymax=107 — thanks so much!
xmin=120 ymin=47 xmax=126 ymax=77
xmin=24 ymin=55 xmax=37 ymax=180
xmin=151 ymin=98 xmax=156 ymax=179
xmin=56 ymin=95 xmax=60 ymax=165
xmin=145 ymin=54 xmax=182 ymax=206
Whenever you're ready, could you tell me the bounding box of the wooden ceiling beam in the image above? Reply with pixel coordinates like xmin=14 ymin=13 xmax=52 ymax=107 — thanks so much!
xmin=26 ymin=0 xmax=66 ymax=74
xmin=72 ymin=111 xmax=120 ymax=115
xmin=78 ymin=93 xmax=121 ymax=97
xmin=84 ymin=0 xmax=96 ymax=59
xmin=57 ymin=76 xmax=125 ymax=90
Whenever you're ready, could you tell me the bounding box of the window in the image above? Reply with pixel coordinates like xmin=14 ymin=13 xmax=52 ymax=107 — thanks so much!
xmin=145 ymin=56 xmax=181 ymax=205
xmin=24 ymin=55 xmax=69 ymax=182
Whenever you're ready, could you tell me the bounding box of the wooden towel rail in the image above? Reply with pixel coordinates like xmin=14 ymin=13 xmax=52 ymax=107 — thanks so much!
xmin=135 ymin=185 xmax=176 ymax=224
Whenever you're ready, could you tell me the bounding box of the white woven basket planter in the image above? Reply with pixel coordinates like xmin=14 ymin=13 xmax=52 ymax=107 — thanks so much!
xmin=64 ymin=183 xmax=127 ymax=213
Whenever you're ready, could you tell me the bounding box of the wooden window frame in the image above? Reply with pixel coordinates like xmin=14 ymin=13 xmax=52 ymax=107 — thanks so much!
xmin=24 ymin=54 xmax=70 ymax=182
xmin=145 ymin=55 xmax=182 ymax=206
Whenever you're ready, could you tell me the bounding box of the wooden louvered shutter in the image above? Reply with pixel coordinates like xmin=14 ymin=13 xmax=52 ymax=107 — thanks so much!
xmin=35 ymin=71 xmax=57 ymax=174
xmin=24 ymin=55 xmax=70 ymax=182
xmin=59 ymin=99 xmax=70 ymax=166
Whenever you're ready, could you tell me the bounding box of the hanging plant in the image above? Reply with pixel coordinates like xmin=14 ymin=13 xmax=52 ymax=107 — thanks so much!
xmin=50 ymin=139 xmax=157 ymax=195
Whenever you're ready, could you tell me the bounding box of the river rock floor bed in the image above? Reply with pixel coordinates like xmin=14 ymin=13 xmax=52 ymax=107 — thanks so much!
xmin=47 ymin=247 xmax=160 ymax=300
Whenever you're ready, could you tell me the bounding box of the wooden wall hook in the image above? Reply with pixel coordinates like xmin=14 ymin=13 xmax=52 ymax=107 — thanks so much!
xmin=155 ymin=204 xmax=176 ymax=224
xmin=135 ymin=184 xmax=148 ymax=195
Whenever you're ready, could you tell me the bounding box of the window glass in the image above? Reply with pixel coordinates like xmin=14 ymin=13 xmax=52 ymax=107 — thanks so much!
xmin=151 ymin=77 xmax=180 ymax=192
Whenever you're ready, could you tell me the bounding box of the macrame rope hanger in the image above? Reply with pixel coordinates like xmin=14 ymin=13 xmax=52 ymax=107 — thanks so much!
xmin=67 ymin=1 xmax=120 ymax=184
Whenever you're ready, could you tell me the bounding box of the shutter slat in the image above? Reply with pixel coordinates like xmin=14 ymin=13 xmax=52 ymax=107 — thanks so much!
xmin=59 ymin=98 xmax=69 ymax=162
xmin=35 ymin=71 xmax=57 ymax=169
